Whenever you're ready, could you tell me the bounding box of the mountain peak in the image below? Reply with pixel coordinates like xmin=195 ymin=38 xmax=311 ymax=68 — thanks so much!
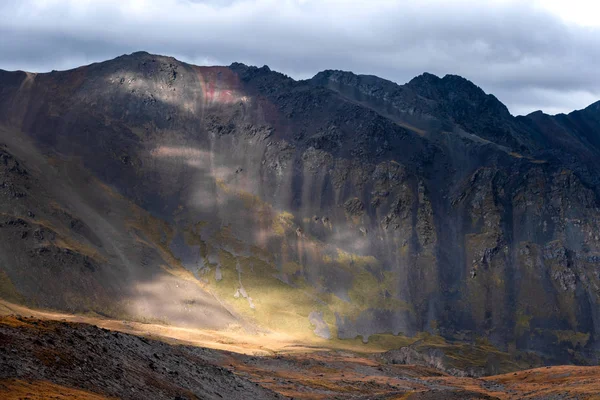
xmin=407 ymin=71 xmax=441 ymax=85
xmin=115 ymin=51 xmax=173 ymax=62
xmin=526 ymin=110 xmax=546 ymax=117
xmin=408 ymin=72 xmax=488 ymax=100
xmin=129 ymin=50 xmax=151 ymax=57
xmin=441 ymin=74 xmax=487 ymax=97
xmin=311 ymin=69 xmax=361 ymax=86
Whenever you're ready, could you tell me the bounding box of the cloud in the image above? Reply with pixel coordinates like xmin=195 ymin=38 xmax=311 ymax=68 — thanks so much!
xmin=0 ymin=0 xmax=598 ymax=115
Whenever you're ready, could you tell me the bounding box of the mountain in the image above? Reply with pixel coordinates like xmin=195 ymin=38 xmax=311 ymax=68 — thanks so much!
xmin=1 ymin=51 xmax=600 ymax=369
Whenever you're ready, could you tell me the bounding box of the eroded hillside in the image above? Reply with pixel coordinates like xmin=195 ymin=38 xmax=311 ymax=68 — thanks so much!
xmin=0 ymin=52 xmax=600 ymax=367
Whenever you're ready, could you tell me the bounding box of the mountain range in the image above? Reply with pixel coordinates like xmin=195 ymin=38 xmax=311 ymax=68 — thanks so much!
xmin=1 ymin=51 xmax=600 ymax=374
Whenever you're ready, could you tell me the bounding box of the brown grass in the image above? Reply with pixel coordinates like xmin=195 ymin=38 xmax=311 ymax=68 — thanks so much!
xmin=486 ymin=365 xmax=600 ymax=399
xmin=0 ymin=379 xmax=114 ymax=400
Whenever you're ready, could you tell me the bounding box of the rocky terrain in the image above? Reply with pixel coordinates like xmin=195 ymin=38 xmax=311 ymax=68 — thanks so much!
xmin=2 ymin=311 xmax=600 ymax=399
xmin=0 ymin=314 xmax=281 ymax=400
xmin=1 ymin=50 xmax=600 ymax=380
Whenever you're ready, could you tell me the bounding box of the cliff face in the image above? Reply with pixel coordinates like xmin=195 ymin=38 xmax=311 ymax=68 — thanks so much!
xmin=0 ymin=52 xmax=599 ymax=365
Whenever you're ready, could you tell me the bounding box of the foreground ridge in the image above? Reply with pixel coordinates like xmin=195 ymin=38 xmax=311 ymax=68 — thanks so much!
xmin=3 ymin=313 xmax=600 ymax=399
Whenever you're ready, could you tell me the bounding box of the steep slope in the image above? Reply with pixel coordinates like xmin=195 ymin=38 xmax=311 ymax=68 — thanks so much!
xmin=0 ymin=122 xmax=240 ymax=330
xmin=0 ymin=52 xmax=599 ymax=367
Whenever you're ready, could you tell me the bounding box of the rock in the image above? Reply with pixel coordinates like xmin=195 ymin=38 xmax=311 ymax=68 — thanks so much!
xmin=344 ymin=198 xmax=365 ymax=216
xmin=308 ymin=311 xmax=331 ymax=339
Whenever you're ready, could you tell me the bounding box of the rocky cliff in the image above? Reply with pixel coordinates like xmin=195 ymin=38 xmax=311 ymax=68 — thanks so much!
xmin=0 ymin=52 xmax=599 ymax=366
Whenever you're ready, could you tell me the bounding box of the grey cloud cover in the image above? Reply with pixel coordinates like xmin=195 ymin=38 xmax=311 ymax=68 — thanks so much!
xmin=0 ymin=0 xmax=599 ymax=115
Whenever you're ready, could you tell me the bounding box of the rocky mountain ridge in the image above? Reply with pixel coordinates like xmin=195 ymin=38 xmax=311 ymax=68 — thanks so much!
xmin=0 ymin=51 xmax=599 ymax=368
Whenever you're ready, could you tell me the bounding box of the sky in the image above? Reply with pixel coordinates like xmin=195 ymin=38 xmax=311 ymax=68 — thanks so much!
xmin=0 ymin=0 xmax=598 ymax=116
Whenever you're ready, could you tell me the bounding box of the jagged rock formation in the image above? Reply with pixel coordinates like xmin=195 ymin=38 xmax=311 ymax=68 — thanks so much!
xmin=0 ymin=52 xmax=600 ymax=366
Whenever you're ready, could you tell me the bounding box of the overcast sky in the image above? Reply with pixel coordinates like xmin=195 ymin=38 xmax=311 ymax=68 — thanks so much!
xmin=0 ymin=0 xmax=599 ymax=116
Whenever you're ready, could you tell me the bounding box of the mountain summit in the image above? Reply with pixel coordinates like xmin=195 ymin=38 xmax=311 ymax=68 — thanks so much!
xmin=1 ymin=52 xmax=600 ymax=369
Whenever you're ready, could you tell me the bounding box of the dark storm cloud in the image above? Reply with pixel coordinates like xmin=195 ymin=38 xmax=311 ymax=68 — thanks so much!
xmin=0 ymin=0 xmax=598 ymax=115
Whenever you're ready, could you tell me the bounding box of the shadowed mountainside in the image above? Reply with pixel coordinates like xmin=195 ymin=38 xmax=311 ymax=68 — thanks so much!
xmin=1 ymin=52 xmax=600 ymax=369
